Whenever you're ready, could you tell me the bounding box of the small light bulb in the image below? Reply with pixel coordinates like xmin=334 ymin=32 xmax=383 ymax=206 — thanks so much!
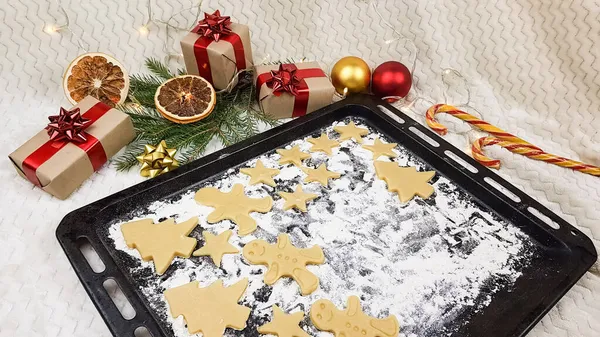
xmin=138 ymin=25 xmax=150 ymax=35
xmin=44 ymin=24 xmax=59 ymax=34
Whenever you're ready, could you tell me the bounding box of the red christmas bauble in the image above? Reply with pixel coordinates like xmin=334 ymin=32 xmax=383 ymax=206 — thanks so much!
xmin=371 ymin=61 xmax=412 ymax=99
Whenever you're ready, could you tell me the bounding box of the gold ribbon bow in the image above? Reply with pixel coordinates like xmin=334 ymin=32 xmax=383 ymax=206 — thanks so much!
xmin=136 ymin=140 xmax=179 ymax=178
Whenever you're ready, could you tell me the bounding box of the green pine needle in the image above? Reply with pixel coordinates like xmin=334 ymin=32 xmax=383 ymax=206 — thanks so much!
xmin=114 ymin=58 xmax=280 ymax=172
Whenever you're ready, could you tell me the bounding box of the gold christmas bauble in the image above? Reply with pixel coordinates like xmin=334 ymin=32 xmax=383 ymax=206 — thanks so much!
xmin=330 ymin=56 xmax=371 ymax=95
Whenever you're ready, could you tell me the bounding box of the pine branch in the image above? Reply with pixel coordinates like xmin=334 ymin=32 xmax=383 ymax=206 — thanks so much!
xmin=145 ymin=58 xmax=175 ymax=79
xmin=114 ymin=58 xmax=282 ymax=171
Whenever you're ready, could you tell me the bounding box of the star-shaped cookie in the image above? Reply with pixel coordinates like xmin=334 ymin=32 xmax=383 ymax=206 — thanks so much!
xmin=279 ymin=185 xmax=318 ymax=212
xmin=307 ymin=134 xmax=339 ymax=155
xmin=258 ymin=305 xmax=310 ymax=337
xmin=362 ymin=138 xmax=398 ymax=159
xmin=374 ymin=161 xmax=435 ymax=203
xmin=240 ymin=160 xmax=280 ymax=187
xmin=277 ymin=145 xmax=310 ymax=166
xmin=193 ymin=230 xmax=239 ymax=266
xmin=333 ymin=121 xmax=368 ymax=143
xmin=302 ymin=164 xmax=341 ymax=187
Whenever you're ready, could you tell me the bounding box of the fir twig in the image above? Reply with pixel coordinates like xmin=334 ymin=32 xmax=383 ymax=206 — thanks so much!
xmin=114 ymin=58 xmax=280 ymax=171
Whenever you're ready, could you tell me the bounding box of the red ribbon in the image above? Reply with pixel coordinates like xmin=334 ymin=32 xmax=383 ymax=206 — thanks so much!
xmin=193 ymin=32 xmax=247 ymax=85
xmin=22 ymin=102 xmax=110 ymax=187
xmin=256 ymin=65 xmax=327 ymax=117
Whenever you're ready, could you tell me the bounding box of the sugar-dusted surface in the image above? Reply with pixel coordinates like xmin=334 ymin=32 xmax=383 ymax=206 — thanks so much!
xmin=107 ymin=118 xmax=536 ymax=337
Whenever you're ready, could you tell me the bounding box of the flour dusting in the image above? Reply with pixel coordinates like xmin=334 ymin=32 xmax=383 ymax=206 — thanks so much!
xmin=107 ymin=118 xmax=535 ymax=337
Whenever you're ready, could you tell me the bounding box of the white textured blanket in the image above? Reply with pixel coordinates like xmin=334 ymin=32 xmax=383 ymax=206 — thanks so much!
xmin=0 ymin=0 xmax=598 ymax=336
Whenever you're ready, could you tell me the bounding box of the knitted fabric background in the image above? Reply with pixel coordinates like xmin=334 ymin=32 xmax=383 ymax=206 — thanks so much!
xmin=0 ymin=0 xmax=598 ymax=336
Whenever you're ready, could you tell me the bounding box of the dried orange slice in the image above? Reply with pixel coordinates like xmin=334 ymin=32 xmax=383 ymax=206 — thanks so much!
xmin=63 ymin=52 xmax=129 ymax=107
xmin=154 ymin=75 xmax=216 ymax=124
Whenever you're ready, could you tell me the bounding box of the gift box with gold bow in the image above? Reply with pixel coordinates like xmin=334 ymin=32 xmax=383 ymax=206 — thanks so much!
xmin=181 ymin=10 xmax=253 ymax=90
xmin=8 ymin=96 xmax=135 ymax=199
xmin=254 ymin=62 xmax=335 ymax=119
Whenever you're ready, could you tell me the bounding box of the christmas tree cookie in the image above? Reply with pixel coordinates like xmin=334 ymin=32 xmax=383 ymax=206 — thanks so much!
xmin=121 ymin=217 xmax=198 ymax=275
xmin=310 ymin=296 xmax=399 ymax=337
xmin=374 ymin=161 xmax=435 ymax=203
xmin=164 ymin=278 xmax=251 ymax=336
xmin=243 ymin=233 xmax=325 ymax=295
xmin=195 ymin=184 xmax=273 ymax=236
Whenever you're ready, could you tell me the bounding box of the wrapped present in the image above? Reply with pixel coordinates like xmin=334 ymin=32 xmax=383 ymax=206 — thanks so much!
xmin=8 ymin=96 xmax=135 ymax=199
xmin=254 ymin=62 xmax=335 ymax=119
xmin=181 ymin=10 xmax=253 ymax=90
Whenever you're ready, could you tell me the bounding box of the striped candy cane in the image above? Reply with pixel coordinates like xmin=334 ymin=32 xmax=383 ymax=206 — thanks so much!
xmin=426 ymin=104 xmax=539 ymax=148
xmin=471 ymin=136 xmax=600 ymax=176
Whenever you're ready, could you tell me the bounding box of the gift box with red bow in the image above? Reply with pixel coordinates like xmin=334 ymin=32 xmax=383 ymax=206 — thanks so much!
xmin=181 ymin=10 xmax=253 ymax=90
xmin=8 ymin=96 xmax=135 ymax=199
xmin=254 ymin=62 xmax=335 ymax=119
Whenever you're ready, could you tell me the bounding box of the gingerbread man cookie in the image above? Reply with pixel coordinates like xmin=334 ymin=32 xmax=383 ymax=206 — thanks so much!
xmin=195 ymin=184 xmax=273 ymax=236
xmin=310 ymin=296 xmax=399 ymax=337
xmin=242 ymin=233 xmax=325 ymax=295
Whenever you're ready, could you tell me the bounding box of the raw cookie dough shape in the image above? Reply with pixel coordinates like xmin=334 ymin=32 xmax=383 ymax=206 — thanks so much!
xmin=258 ymin=305 xmax=310 ymax=337
xmin=302 ymin=164 xmax=341 ymax=187
xmin=277 ymin=145 xmax=311 ymax=166
xmin=307 ymin=133 xmax=339 ymax=155
xmin=310 ymin=296 xmax=399 ymax=337
xmin=164 ymin=278 xmax=251 ymax=336
xmin=195 ymin=184 xmax=273 ymax=236
xmin=374 ymin=161 xmax=435 ymax=203
xmin=240 ymin=160 xmax=280 ymax=187
xmin=193 ymin=229 xmax=239 ymax=266
xmin=362 ymin=138 xmax=398 ymax=159
xmin=243 ymin=233 xmax=325 ymax=295
xmin=279 ymin=184 xmax=318 ymax=212
xmin=333 ymin=121 xmax=369 ymax=143
xmin=121 ymin=217 xmax=198 ymax=275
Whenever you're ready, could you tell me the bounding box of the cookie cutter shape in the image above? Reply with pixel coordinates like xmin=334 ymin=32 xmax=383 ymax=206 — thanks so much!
xmin=121 ymin=216 xmax=198 ymax=275
xmin=243 ymin=233 xmax=325 ymax=295
xmin=195 ymin=183 xmax=273 ymax=236
xmin=258 ymin=305 xmax=310 ymax=337
xmin=164 ymin=278 xmax=251 ymax=336
xmin=374 ymin=161 xmax=435 ymax=203
xmin=310 ymin=296 xmax=399 ymax=337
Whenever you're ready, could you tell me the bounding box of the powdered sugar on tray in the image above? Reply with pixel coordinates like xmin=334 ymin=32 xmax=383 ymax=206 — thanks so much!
xmin=107 ymin=118 xmax=535 ymax=337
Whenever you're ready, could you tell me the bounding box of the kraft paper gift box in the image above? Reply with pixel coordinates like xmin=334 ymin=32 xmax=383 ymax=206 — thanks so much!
xmin=254 ymin=62 xmax=335 ymax=119
xmin=181 ymin=11 xmax=253 ymax=90
xmin=9 ymin=96 xmax=135 ymax=200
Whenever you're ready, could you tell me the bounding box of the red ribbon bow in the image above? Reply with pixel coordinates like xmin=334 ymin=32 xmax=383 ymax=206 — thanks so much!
xmin=45 ymin=107 xmax=92 ymax=143
xmin=22 ymin=102 xmax=111 ymax=187
xmin=191 ymin=10 xmax=232 ymax=42
xmin=266 ymin=64 xmax=303 ymax=97
xmin=256 ymin=63 xmax=327 ymax=118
